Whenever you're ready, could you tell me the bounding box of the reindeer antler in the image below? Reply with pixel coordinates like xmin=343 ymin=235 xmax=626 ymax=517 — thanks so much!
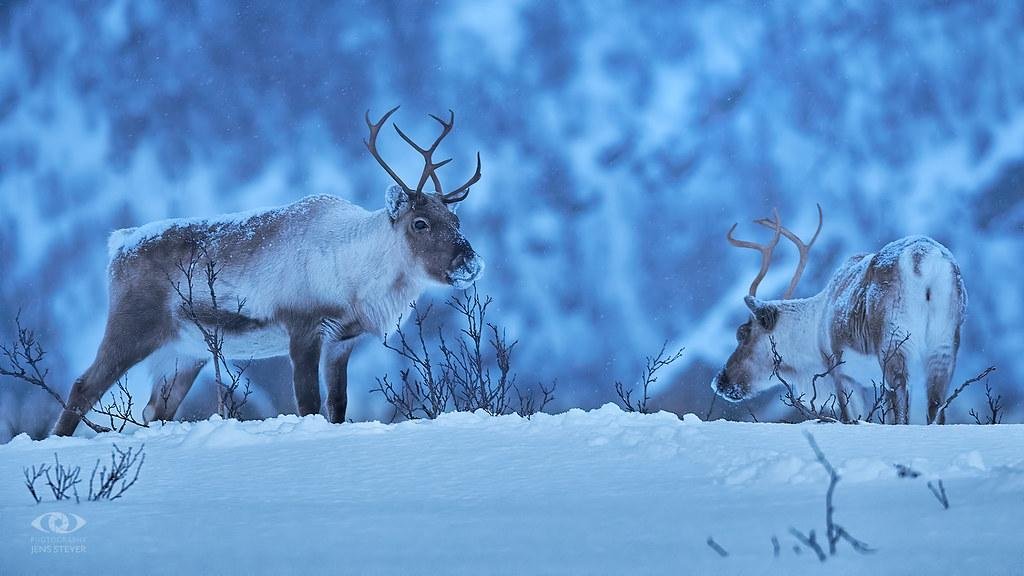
xmin=753 ymin=203 xmax=823 ymax=299
xmin=365 ymin=107 xmax=482 ymax=204
xmin=365 ymin=106 xmax=414 ymax=195
xmin=727 ymin=209 xmax=782 ymax=297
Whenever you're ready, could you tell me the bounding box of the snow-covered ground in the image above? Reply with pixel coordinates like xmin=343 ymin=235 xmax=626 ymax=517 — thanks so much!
xmin=1 ymin=406 xmax=1022 ymax=575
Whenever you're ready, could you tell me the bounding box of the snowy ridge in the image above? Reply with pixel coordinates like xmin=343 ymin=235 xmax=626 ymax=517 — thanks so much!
xmin=2 ymin=407 xmax=1022 ymax=574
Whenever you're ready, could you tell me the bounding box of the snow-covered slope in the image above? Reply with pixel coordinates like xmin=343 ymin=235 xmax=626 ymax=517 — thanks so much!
xmin=1 ymin=407 xmax=1021 ymax=575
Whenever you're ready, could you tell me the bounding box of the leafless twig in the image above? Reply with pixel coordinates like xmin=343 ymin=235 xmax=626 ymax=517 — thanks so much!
xmin=799 ymin=432 xmax=875 ymax=558
xmin=88 ymin=444 xmax=145 ymax=501
xmin=376 ymin=286 xmax=544 ymax=421
xmin=615 ymin=342 xmax=684 ymax=414
xmin=788 ymin=528 xmax=826 ymax=562
xmin=24 ymin=462 xmax=50 ymax=503
xmin=706 ymin=536 xmax=729 ymax=558
xmin=1 ymin=313 xmax=110 ymax=433
xmin=374 ymin=304 xmax=451 ymax=421
xmin=44 ymin=453 xmax=81 ymax=503
xmin=516 ymin=380 xmax=557 ymax=418
xmin=442 ymin=287 xmax=519 ymax=415
xmin=770 ymin=336 xmax=844 ymax=423
xmin=935 ymin=366 xmax=997 ymax=424
xmin=927 ymin=480 xmax=949 ymax=510
xmin=862 ymin=329 xmax=912 ymax=423
xmin=969 ymin=382 xmax=1003 ymax=425
xmin=93 ymin=378 xmax=149 ymax=432
xmin=169 ymin=242 xmax=254 ymax=420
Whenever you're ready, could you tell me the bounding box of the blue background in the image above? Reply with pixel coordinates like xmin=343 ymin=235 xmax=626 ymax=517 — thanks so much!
xmin=1 ymin=0 xmax=1022 ymax=439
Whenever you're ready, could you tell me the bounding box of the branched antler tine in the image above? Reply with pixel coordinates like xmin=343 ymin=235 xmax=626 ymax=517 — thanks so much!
xmin=440 ymin=151 xmax=482 ymax=204
xmin=393 ymin=124 xmax=428 ymax=154
xmin=394 ymin=110 xmax=456 ymax=194
xmin=727 ymin=209 xmax=781 ymax=297
xmin=754 ymin=204 xmax=824 ymax=298
xmin=428 ymin=109 xmax=455 ymax=141
xmin=364 ymin=106 xmax=412 ymax=193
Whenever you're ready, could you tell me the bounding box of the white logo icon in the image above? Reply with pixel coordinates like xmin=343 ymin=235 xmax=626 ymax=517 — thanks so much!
xmin=31 ymin=512 xmax=87 ymax=534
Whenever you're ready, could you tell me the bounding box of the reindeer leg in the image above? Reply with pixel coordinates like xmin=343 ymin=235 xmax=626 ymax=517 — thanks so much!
xmin=323 ymin=341 xmax=354 ymax=424
xmin=287 ymin=318 xmax=322 ymax=417
xmin=926 ymin=347 xmax=957 ymax=425
xmin=321 ymin=319 xmax=362 ymax=424
xmin=53 ymin=299 xmax=171 ymax=436
xmin=142 ymin=348 xmax=207 ymax=423
xmin=881 ymin=350 xmax=910 ymax=425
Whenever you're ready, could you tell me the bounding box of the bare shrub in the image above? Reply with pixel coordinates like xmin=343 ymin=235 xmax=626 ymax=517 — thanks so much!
xmin=24 ymin=463 xmax=48 ymax=503
xmin=45 ymin=453 xmax=82 ymax=503
xmin=935 ymin=366 xmax=997 ymax=424
xmin=927 ymin=480 xmax=949 ymax=510
xmin=862 ymin=329 xmax=911 ymax=423
xmin=969 ymin=381 xmax=1004 ymax=425
xmin=93 ymin=378 xmax=149 ymax=432
xmin=1 ymin=313 xmax=110 ymax=434
xmin=615 ymin=342 xmax=684 ymax=414
xmin=24 ymin=445 xmax=146 ymax=504
xmin=441 ymin=287 xmax=516 ymax=415
xmin=790 ymin=432 xmax=874 ymax=561
xmin=769 ymin=336 xmax=847 ymax=423
xmin=516 ymin=380 xmax=557 ymax=419
xmin=88 ymin=444 xmax=146 ymax=501
xmin=372 ymin=303 xmax=451 ymax=421
xmin=23 ymin=453 xmax=82 ymax=503
xmin=169 ymin=242 xmax=253 ymax=419
xmin=374 ymin=285 xmax=554 ymax=422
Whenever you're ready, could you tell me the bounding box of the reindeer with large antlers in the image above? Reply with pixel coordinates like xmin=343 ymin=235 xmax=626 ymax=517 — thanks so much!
xmin=712 ymin=206 xmax=967 ymax=424
xmin=53 ymin=106 xmax=484 ymax=435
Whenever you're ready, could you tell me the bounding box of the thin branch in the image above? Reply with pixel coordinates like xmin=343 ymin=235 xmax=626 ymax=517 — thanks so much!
xmin=927 ymin=480 xmax=949 ymax=510
xmin=93 ymin=378 xmax=149 ymax=432
xmin=969 ymin=381 xmax=1003 ymax=425
xmin=0 ymin=312 xmax=110 ymax=434
xmin=43 ymin=453 xmax=81 ymax=503
xmin=706 ymin=537 xmax=729 ymax=558
xmin=88 ymin=444 xmax=146 ymax=501
xmin=616 ymin=342 xmax=684 ymax=414
xmin=789 ymin=528 xmax=826 ymax=562
xmin=24 ymin=463 xmax=50 ymax=504
xmin=802 ymin=432 xmax=875 ymax=558
xmin=936 ymin=366 xmax=997 ymax=423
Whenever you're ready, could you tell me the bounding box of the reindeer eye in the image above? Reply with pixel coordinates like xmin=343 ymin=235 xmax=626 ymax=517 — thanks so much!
xmin=413 ymin=218 xmax=430 ymax=231
xmin=737 ymin=323 xmax=751 ymax=342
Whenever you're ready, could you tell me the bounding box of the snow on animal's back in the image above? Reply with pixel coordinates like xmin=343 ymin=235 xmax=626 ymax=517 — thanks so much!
xmin=876 ymin=235 xmax=967 ymax=319
xmin=105 ymin=194 xmax=362 ymax=261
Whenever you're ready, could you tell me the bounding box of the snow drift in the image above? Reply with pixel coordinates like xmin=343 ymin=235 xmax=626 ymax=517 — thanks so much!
xmin=1 ymin=407 xmax=1022 ymax=574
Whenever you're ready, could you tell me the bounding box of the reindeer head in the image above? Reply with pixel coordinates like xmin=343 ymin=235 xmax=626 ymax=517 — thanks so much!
xmin=365 ymin=107 xmax=484 ymax=289
xmin=712 ymin=205 xmax=823 ymax=402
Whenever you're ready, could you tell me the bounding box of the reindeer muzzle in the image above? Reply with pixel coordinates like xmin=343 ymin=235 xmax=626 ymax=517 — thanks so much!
xmin=448 ymin=251 xmax=484 ymax=289
xmin=711 ymin=370 xmax=746 ymax=402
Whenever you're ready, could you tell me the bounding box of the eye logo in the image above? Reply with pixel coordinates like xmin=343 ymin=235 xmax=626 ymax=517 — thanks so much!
xmin=31 ymin=512 xmax=87 ymax=534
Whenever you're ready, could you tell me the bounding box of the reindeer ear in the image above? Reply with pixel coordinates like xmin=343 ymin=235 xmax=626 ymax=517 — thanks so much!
xmin=744 ymin=295 xmax=779 ymax=331
xmin=385 ymin=185 xmax=412 ymax=222
xmin=743 ymin=295 xmax=760 ymax=312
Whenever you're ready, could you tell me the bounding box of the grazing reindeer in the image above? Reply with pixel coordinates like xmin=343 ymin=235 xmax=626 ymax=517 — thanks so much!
xmin=711 ymin=206 xmax=966 ymax=424
xmin=53 ymin=107 xmax=485 ymax=436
